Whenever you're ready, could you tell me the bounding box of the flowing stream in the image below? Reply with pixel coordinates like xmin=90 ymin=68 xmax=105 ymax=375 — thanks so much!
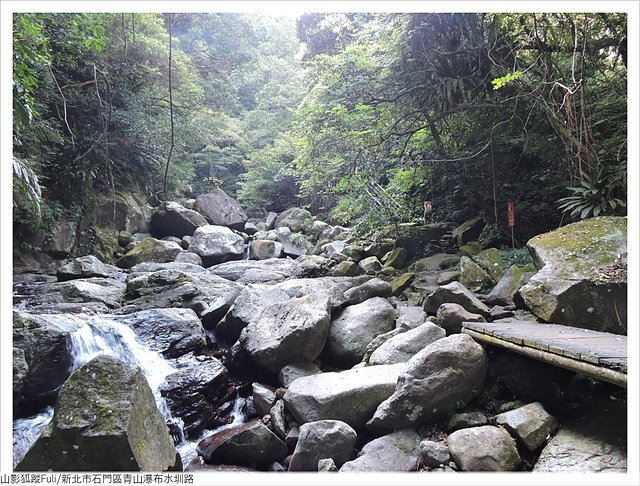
xmin=12 ymin=313 xmax=245 ymax=469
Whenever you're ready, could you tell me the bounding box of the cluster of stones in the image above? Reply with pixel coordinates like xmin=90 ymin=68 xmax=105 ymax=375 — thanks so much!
xmin=12 ymin=185 xmax=627 ymax=473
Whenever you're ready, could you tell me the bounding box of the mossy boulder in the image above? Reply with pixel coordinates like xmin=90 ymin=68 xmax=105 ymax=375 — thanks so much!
xmin=383 ymin=247 xmax=408 ymax=269
xmin=116 ymin=238 xmax=183 ymax=269
xmin=518 ymin=216 xmax=627 ymax=334
xmin=17 ymin=355 xmax=177 ymax=471
xmin=390 ymin=272 xmax=415 ymax=297
xmin=471 ymin=248 xmax=510 ymax=283
xmin=274 ymin=207 xmax=313 ymax=233
xmin=459 ymin=256 xmax=493 ymax=292
xmin=485 ymin=264 xmax=526 ymax=306
xmin=375 ymin=223 xmax=453 ymax=260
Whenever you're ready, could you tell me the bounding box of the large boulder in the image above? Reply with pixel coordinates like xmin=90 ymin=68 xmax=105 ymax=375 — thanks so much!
xmin=194 ymin=188 xmax=248 ymax=230
xmin=129 ymin=261 xmax=206 ymax=276
xmin=533 ymin=397 xmax=626 ymax=472
xmin=485 ymin=264 xmax=527 ymax=306
xmin=13 ymin=347 xmax=29 ymax=411
xmin=279 ymin=362 xmax=322 ymax=388
xmin=452 ymin=216 xmax=484 ymax=245
xmin=197 ymin=420 xmax=288 ymax=468
xmin=447 ymin=425 xmax=521 ymax=471
xmin=43 ymin=220 xmax=77 ymax=258
xmin=323 ymin=297 xmax=397 ymax=367
xmin=283 ymin=364 xmax=406 ymax=429
xmin=289 ymin=420 xmax=357 ymax=471
xmin=117 ymin=238 xmax=183 ymax=269
xmin=375 ymin=223 xmax=453 ymax=261
xmin=274 ymin=207 xmax=313 ymax=233
xmin=367 ymin=334 xmax=488 ymax=432
xmin=368 ymin=322 xmax=446 ymax=365
xmin=248 ymin=240 xmax=284 ymax=260
xmin=45 ymin=278 xmax=126 ymax=308
xmin=459 ymin=256 xmax=493 ymax=292
xmin=518 ymin=217 xmax=627 ymax=334
xmin=275 ymin=227 xmax=314 ymax=257
xmin=13 ymin=312 xmax=75 ymax=415
xmin=188 ymin=225 xmax=245 ymax=267
xmin=216 ymin=285 xmax=290 ymax=342
xmin=423 ymin=281 xmax=490 ymax=317
xmin=343 ymin=278 xmax=392 ymax=306
xmin=471 ymin=248 xmax=510 ymax=282
xmin=340 ymin=429 xmax=421 ymax=472
xmin=16 ymin=355 xmax=176 ymax=471
xmin=56 ymin=255 xmax=120 ymax=282
xmin=113 ymin=308 xmax=206 ymax=358
xmin=159 ymin=358 xmax=236 ymax=440
xmin=494 ymin=402 xmax=559 ymax=453
xmin=239 ymin=293 xmax=332 ymax=373
xmin=435 ymin=303 xmax=486 ymax=335
xmin=208 ymin=258 xmax=306 ymax=284
xmin=123 ymin=269 xmax=242 ymax=320
xmin=150 ymin=201 xmax=208 ymax=238
xmin=91 ymin=192 xmax=151 ymax=234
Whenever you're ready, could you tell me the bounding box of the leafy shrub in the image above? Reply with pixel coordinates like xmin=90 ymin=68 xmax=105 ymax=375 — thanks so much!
xmin=558 ymin=167 xmax=626 ymax=220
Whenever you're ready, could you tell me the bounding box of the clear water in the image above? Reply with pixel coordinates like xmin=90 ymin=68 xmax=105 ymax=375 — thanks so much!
xmin=12 ymin=313 xmax=178 ymax=468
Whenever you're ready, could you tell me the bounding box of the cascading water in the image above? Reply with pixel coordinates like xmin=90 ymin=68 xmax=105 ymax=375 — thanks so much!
xmin=13 ymin=313 xmax=181 ymax=468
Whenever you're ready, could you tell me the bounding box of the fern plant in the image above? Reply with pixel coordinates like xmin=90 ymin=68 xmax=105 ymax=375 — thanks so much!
xmin=558 ymin=167 xmax=625 ymax=220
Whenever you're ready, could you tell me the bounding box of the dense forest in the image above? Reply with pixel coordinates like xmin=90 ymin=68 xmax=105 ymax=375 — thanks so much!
xmin=13 ymin=12 xmax=627 ymax=252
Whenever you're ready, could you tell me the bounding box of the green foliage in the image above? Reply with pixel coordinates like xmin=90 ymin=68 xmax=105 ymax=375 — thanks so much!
xmin=558 ymin=167 xmax=626 ymax=220
xmin=500 ymin=247 xmax=533 ymax=267
xmin=491 ymin=71 xmax=522 ymax=90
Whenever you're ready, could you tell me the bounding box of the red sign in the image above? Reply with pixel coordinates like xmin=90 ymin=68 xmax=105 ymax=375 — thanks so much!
xmin=507 ymin=201 xmax=516 ymax=228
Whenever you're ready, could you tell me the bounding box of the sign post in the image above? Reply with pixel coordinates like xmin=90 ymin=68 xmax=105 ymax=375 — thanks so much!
xmin=507 ymin=200 xmax=515 ymax=248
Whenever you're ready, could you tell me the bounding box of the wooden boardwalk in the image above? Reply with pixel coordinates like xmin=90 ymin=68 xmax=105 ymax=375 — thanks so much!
xmin=462 ymin=321 xmax=627 ymax=388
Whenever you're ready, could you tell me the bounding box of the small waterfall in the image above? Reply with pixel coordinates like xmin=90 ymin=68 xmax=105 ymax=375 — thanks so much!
xmin=176 ymin=395 xmax=249 ymax=466
xmin=13 ymin=313 xmax=178 ymax=468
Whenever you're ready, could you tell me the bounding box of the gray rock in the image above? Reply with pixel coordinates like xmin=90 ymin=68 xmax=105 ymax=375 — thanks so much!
xmin=151 ymin=201 xmax=208 ymax=238
xmin=197 ymin=420 xmax=288 ymax=467
xmin=43 ymin=220 xmax=77 ymax=257
xmin=459 ymin=256 xmax=493 ymax=292
xmin=56 ymin=256 xmax=120 ymax=282
xmin=114 ymin=308 xmax=205 ymax=358
xmin=275 ymin=227 xmax=313 ymax=257
xmin=485 ymin=264 xmax=526 ymax=306
xmin=216 ymin=285 xmax=289 ymax=342
xmin=269 ymin=400 xmax=287 ymax=439
xmin=361 ymin=328 xmax=406 ymax=364
xmin=447 ymin=410 xmax=488 ymax=431
xmin=437 ymin=270 xmax=461 ymax=285
xmin=274 ymin=207 xmax=313 ymax=233
xmin=13 ymin=347 xmax=29 ymax=410
xmin=195 ymin=188 xmax=248 ymax=230
xmin=295 ymin=254 xmax=330 ymax=274
xmin=13 ymin=312 xmax=75 ymax=414
xmin=518 ymin=217 xmax=627 ymax=334
xmin=160 ymin=358 xmax=235 ymax=439
xmin=265 ymin=212 xmax=278 ymax=230
xmin=452 ymin=216 xmax=484 ymax=245
xmin=279 ymin=362 xmax=322 ymax=388
xmin=321 ymin=240 xmax=346 ymax=256
xmin=129 ymin=261 xmax=206 ymax=275
xmin=181 ymin=235 xmax=192 ymax=250
xmin=118 ymin=231 xmax=133 ymax=248
xmin=533 ymin=397 xmax=626 ymax=472
xmin=123 ymin=269 xmax=241 ymax=318
xmin=249 ymin=240 xmax=284 ymax=260
xmin=283 ymin=364 xmax=406 ymax=429
xmin=324 ymin=297 xmax=396 ymax=367
xmin=447 ymin=425 xmax=521 ymax=471
xmin=435 ymin=303 xmax=486 ymax=335
xmin=239 ymin=293 xmax=332 ymax=373
xmin=208 ymin=258 xmax=306 ymax=283
xmin=243 ymin=222 xmax=257 ymax=235
xmin=340 ymin=429 xmax=421 ymax=472
xmin=16 ymin=356 xmax=176 ymax=472
xmin=494 ymin=402 xmax=559 ymax=452
xmin=396 ymin=306 xmax=427 ymax=329
xmin=173 ymin=251 xmax=202 ymax=266
xmin=368 ymin=323 xmax=446 ymax=365
xmin=47 ymin=278 xmax=125 ymax=308
xmin=367 ymin=334 xmax=488 ymax=433
xmin=252 ymin=383 xmax=277 ymax=416
xmin=285 ymin=427 xmax=299 ymax=451
xmin=289 ymin=420 xmax=357 ymax=471
xmin=189 ymin=225 xmax=245 ymax=267
xmin=318 ymin=458 xmax=338 ymax=472
xmin=358 ymin=256 xmax=382 ymax=274
xmin=275 ymin=276 xmax=356 ymax=310
xmin=424 ymin=281 xmax=490 ymax=317
xmin=343 ymin=278 xmax=392 ymax=306
xmin=419 ymin=440 xmax=450 ymax=468
xmin=117 ymin=238 xmax=183 ymax=269
xmin=331 ymin=261 xmax=362 ymax=277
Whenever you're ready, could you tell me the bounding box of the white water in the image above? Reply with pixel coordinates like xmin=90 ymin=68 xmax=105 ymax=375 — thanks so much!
xmin=176 ymin=395 xmax=248 ymax=466
xmin=12 ymin=313 xmax=178 ymax=468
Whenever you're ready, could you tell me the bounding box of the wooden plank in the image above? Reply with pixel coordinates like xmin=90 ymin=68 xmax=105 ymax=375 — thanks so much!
xmin=462 ymin=328 xmax=626 ymax=388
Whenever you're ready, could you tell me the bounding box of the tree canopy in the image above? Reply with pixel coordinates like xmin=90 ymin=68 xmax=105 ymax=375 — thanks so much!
xmin=12 ymin=11 xmax=627 ymax=247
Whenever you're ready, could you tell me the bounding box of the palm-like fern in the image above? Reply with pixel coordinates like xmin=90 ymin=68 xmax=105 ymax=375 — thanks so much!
xmin=558 ymin=167 xmax=625 ymax=219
